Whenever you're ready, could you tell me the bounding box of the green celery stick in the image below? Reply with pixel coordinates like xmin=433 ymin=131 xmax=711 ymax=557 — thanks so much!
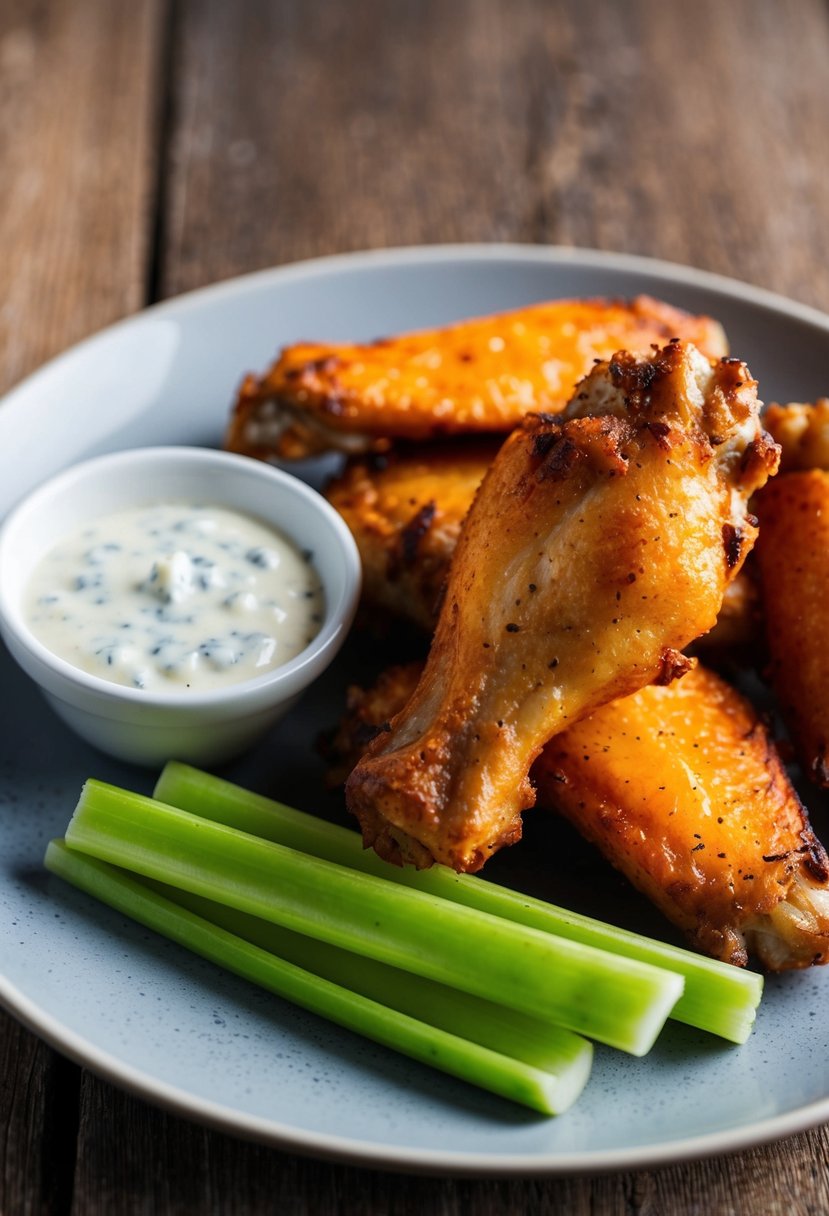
xmin=64 ymin=779 xmax=684 ymax=1055
xmin=154 ymin=762 xmax=763 ymax=1044
xmin=106 ymin=862 xmax=592 ymax=1083
xmin=45 ymin=841 xmax=589 ymax=1115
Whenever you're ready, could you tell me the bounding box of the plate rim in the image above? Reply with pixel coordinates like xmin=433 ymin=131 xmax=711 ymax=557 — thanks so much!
xmin=3 ymin=241 xmax=829 ymax=425
xmin=2 ymin=241 xmax=829 ymax=1176
xmin=3 ymin=967 xmax=827 ymax=1177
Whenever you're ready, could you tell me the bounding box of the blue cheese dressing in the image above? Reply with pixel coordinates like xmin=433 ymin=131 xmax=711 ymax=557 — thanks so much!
xmin=24 ymin=503 xmax=325 ymax=691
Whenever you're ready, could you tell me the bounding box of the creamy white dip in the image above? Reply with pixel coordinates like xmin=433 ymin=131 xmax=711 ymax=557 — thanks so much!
xmin=25 ymin=502 xmax=325 ymax=691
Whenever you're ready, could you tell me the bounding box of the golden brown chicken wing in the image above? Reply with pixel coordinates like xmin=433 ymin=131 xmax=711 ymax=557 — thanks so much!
xmin=535 ymin=665 xmax=829 ymax=970
xmin=226 ymin=296 xmax=728 ymax=459
xmin=325 ymin=440 xmax=496 ymax=630
xmin=332 ymin=662 xmax=829 ymax=970
xmin=327 ymin=438 xmax=761 ymax=649
xmin=345 ymin=342 xmax=779 ymax=873
xmin=763 ymin=399 xmax=829 ymax=471
xmin=754 ymin=469 xmax=829 ymax=786
xmin=328 ymin=661 xmax=826 ymax=963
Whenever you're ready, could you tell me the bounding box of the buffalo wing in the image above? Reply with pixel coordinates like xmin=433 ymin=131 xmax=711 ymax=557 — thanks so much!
xmin=345 ymin=342 xmax=778 ymax=872
xmin=226 ymin=296 xmax=727 ymax=459
xmin=332 ymin=663 xmax=829 ymax=970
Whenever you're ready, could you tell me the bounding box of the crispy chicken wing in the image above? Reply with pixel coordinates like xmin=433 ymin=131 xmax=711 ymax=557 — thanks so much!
xmin=764 ymin=400 xmax=829 ymax=471
xmin=327 ymin=438 xmax=760 ymax=650
xmin=332 ymin=662 xmax=829 ymax=970
xmin=536 ymin=666 xmax=829 ymax=970
xmin=754 ymin=469 xmax=829 ymax=786
xmin=345 ymin=342 xmax=778 ymax=873
xmin=226 ymin=296 xmax=728 ymax=459
xmin=325 ymin=440 xmax=496 ymax=630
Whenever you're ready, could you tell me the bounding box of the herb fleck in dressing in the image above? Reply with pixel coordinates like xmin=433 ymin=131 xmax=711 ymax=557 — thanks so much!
xmin=25 ymin=504 xmax=325 ymax=691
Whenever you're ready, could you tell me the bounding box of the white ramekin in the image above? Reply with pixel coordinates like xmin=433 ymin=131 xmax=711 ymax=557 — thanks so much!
xmin=0 ymin=447 xmax=361 ymax=766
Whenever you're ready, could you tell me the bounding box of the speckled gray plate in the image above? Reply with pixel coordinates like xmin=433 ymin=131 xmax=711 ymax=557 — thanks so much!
xmin=2 ymin=246 xmax=829 ymax=1176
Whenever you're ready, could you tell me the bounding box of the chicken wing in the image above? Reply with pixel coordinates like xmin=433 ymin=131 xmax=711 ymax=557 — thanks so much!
xmin=535 ymin=665 xmax=829 ymax=970
xmin=754 ymin=468 xmax=829 ymax=786
xmin=325 ymin=440 xmax=496 ymax=630
xmin=332 ymin=662 xmax=829 ymax=970
xmin=327 ymin=438 xmax=760 ymax=650
xmin=345 ymin=342 xmax=779 ymax=873
xmin=763 ymin=399 xmax=829 ymax=472
xmin=226 ymin=296 xmax=728 ymax=459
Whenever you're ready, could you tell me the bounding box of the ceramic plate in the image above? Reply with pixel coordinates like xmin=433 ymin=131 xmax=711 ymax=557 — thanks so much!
xmin=2 ymin=246 xmax=829 ymax=1176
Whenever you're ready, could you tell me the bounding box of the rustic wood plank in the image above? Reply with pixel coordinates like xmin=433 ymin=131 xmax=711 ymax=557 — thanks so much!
xmin=0 ymin=1008 xmax=79 ymax=1216
xmin=161 ymin=0 xmax=829 ymax=310
xmin=0 ymin=0 xmax=165 ymax=392
xmin=68 ymin=1073 xmax=829 ymax=1216
xmin=0 ymin=1 xmax=164 ymax=1213
xmin=531 ymin=0 xmax=829 ymax=309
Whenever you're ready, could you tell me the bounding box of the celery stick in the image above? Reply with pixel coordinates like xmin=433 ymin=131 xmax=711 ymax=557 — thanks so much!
xmin=163 ymin=886 xmax=591 ymax=1076
xmin=65 ymin=779 xmax=683 ymax=1055
xmin=155 ymin=762 xmax=763 ymax=1044
xmin=45 ymin=841 xmax=587 ymax=1115
xmin=102 ymin=860 xmax=592 ymax=1085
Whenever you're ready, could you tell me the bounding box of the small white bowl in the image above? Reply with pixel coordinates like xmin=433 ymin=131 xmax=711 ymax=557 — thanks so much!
xmin=0 ymin=447 xmax=361 ymax=766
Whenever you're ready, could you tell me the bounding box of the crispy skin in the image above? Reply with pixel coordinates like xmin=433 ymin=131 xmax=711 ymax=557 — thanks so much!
xmin=330 ymin=662 xmax=829 ymax=969
xmin=536 ymin=666 xmax=829 ymax=970
xmin=764 ymin=400 xmax=829 ymax=471
xmin=226 ymin=296 xmax=728 ymax=459
xmin=755 ymin=469 xmax=829 ymax=787
xmin=345 ymin=342 xmax=778 ymax=873
xmin=328 ymin=438 xmax=760 ymax=648
xmin=325 ymin=441 xmax=496 ymax=630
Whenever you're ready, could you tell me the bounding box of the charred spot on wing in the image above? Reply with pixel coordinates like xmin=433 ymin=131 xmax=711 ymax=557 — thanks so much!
xmin=722 ymin=522 xmax=744 ymax=570
xmin=587 ymin=415 xmax=635 ymax=475
xmin=653 ymin=647 xmax=694 ymax=687
xmin=537 ymin=435 xmax=580 ymax=480
xmin=389 ymin=500 xmax=437 ymax=576
xmin=645 ymin=420 xmax=673 ymax=450
xmin=801 ymin=828 xmax=829 ymax=883
xmin=739 ymin=431 xmax=781 ymax=489
xmin=531 ymin=415 xmax=635 ymax=482
xmin=531 ymin=429 xmax=562 ymax=459
xmin=608 ymin=345 xmax=675 ymax=397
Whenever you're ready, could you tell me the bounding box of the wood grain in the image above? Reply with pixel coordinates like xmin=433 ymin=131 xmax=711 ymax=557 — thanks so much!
xmin=160 ymin=0 xmax=829 ymax=309
xmin=68 ymin=1076 xmax=829 ymax=1216
xmin=0 ymin=1009 xmax=79 ymax=1216
xmin=0 ymin=0 xmax=162 ymax=1212
xmin=0 ymin=0 xmax=164 ymax=392
xmin=4 ymin=0 xmax=829 ymax=1212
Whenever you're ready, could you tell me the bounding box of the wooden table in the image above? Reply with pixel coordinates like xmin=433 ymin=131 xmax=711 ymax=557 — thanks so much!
xmin=3 ymin=1 xmax=829 ymax=1211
